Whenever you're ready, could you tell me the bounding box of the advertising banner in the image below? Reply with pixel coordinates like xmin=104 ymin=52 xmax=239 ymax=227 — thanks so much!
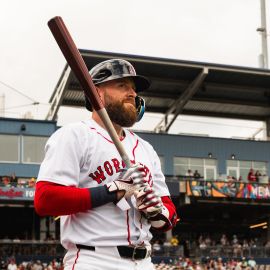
xmin=186 ymin=180 xmax=270 ymax=199
xmin=0 ymin=187 xmax=35 ymax=201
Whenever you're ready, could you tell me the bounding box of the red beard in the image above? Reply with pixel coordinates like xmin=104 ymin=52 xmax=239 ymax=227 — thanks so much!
xmin=104 ymin=96 xmax=137 ymax=127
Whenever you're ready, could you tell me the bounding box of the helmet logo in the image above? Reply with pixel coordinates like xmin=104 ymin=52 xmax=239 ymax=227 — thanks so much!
xmin=128 ymin=65 xmax=136 ymax=75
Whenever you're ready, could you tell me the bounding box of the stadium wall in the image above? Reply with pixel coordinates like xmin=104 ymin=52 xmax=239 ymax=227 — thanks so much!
xmin=138 ymin=132 xmax=270 ymax=176
xmin=0 ymin=118 xmax=270 ymax=178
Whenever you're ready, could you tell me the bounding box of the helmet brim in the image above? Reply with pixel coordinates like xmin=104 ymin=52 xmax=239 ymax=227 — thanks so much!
xmin=95 ymin=74 xmax=150 ymax=92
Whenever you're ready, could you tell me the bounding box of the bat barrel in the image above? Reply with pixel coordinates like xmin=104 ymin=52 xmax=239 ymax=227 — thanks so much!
xmin=48 ymin=16 xmax=103 ymax=111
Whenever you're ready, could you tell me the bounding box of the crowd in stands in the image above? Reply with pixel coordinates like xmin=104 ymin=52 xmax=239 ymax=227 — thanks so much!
xmin=0 ymin=258 xmax=64 ymax=270
xmin=1 ymin=167 xmax=270 ymax=190
xmin=150 ymin=233 xmax=270 ymax=259
xmin=0 ymin=174 xmax=36 ymax=188
xmin=195 ymin=234 xmax=270 ymax=258
xmin=154 ymin=256 xmax=258 ymax=270
xmin=183 ymin=168 xmax=269 ymax=184
xmin=0 ymin=234 xmax=269 ymax=269
xmin=0 ymin=255 xmax=259 ymax=270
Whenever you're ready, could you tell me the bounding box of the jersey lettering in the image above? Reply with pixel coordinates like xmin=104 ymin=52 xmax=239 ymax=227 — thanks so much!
xmin=104 ymin=161 xmax=113 ymax=176
xmin=111 ymin=158 xmax=121 ymax=173
xmin=89 ymin=157 xmax=153 ymax=186
xmin=89 ymin=166 xmax=106 ymax=184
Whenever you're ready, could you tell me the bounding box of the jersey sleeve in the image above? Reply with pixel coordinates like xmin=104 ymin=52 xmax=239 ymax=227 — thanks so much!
xmin=37 ymin=124 xmax=88 ymax=187
xmin=150 ymin=147 xmax=170 ymax=197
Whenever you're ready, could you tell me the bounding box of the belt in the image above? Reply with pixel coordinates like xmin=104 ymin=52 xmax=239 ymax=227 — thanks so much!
xmin=76 ymin=244 xmax=151 ymax=260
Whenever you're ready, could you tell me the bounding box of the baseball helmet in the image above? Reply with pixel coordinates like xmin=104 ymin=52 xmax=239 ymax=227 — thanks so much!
xmin=85 ymin=59 xmax=150 ymax=121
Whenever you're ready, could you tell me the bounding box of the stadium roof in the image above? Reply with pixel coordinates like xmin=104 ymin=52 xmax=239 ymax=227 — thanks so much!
xmin=47 ymin=50 xmax=270 ymax=132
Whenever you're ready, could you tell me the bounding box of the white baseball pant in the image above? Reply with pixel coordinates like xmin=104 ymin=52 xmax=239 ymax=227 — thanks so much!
xmin=63 ymin=246 xmax=155 ymax=270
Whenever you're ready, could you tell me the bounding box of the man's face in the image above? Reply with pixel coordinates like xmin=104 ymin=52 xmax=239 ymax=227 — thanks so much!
xmin=99 ymin=78 xmax=138 ymax=127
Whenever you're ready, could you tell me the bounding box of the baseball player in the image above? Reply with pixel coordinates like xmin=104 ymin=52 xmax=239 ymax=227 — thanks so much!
xmin=34 ymin=59 xmax=178 ymax=270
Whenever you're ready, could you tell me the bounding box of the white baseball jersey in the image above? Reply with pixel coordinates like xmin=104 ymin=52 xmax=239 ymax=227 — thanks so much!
xmin=37 ymin=119 xmax=170 ymax=249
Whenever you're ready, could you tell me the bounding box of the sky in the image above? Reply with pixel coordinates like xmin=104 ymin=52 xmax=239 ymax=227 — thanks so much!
xmin=0 ymin=0 xmax=269 ymax=139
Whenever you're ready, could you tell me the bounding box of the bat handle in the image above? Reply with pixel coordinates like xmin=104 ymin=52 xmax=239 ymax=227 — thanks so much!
xmin=98 ymin=108 xmax=132 ymax=168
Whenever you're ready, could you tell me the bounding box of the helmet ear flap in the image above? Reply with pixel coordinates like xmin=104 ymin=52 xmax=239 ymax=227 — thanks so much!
xmin=135 ymin=96 xmax=145 ymax=122
xmin=85 ymin=96 xmax=92 ymax=111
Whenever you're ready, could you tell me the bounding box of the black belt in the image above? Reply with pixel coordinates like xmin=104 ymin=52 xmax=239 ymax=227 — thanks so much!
xmin=76 ymin=244 xmax=150 ymax=260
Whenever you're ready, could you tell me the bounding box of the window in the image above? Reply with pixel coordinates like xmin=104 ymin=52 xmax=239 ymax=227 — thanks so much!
xmin=22 ymin=136 xmax=48 ymax=164
xmin=158 ymin=156 xmax=165 ymax=172
xmin=0 ymin=134 xmax=19 ymax=162
xmin=174 ymin=157 xmax=217 ymax=180
xmin=226 ymin=160 xmax=267 ymax=181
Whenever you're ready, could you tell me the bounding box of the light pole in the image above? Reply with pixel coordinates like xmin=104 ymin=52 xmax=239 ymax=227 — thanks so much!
xmin=257 ymin=0 xmax=268 ymax=68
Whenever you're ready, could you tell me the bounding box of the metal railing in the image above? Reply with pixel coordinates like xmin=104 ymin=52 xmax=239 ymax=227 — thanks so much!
xmin=194 ymin=246 xmax=270 ymax=258
xmin=0 ymin=240 xmax=64 ymax=257
xmin=0 ymin=240 xmax=184 ymax=259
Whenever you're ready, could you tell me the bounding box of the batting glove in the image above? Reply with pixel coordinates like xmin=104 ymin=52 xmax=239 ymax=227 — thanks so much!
xmin=134 ymin=185 xmax=172 ymax=229
xmin=135 ymin=186 xmax=163 ymax=217
xmin=106 ymin=163 xmax=146 ymax=201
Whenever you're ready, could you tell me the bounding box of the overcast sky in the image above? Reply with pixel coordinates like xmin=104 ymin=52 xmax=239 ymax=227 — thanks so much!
xmin=0 ymin=0 xmax=269 ymax=139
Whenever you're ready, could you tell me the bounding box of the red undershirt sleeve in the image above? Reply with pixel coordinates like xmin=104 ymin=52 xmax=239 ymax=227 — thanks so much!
xmin=34 ymin=181 xmax=91 ymax=216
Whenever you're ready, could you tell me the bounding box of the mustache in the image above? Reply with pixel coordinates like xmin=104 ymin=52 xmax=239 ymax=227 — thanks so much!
xmin=123 ymin=98 xmax=135 ymax=106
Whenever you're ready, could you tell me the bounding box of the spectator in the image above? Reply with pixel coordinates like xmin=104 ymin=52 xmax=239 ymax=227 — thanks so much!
xmin=247 ymin=257 xmax=256 ymax=270
xmin=28 ymin=178 xmax=36 ymax=188
xmin=186 ymin=169 xmax=194 ymax=178
xmin=199 ymin=240 xmax=207 ymax=250
xmin=220 ymin=234 xmax=228 ymax=246
xmin=184 ymin=258 xmax=193 ymax=269
xmin=17 ymin=180 xmax=26 ymax=189
xmin=232 ymin=234 xmax=239 ymax=245
xmin=204 ymin=235 xmax=211 ymax=246
xmin=215 ymin=257 xmax=224 ymax=270
xmin=2 ymin=176 xmax=11 ymax=187
xmin=260 ymin=173 xmax=269 ymax=184
xmin=0 ymin=259 xmax=8 ymax=270
xmin=242 ymin=239 xmax=250 ymax=257
xmin=7 ymin=258 xmax=17 ymax=270
xmin=199 ymin=240 xmax=207 ymax=257
xmin=255 ymin=170 xmax=261 ymax=182
xmin=163 ymin=239 xmax=171 ymax=247
xmin=240 ymin=257 xmax=248 ymax=269
xmin=248 ymin=168 xmax=256 ymax=182
xmin=265 ymin=240 xmax=270 ymax=257
xmin=194 ymin=261 xmax=202 ymax=270
xmin=198 ymin=234 xmax=204 ymax=245
xmin=10 ymin=173 xmax=18 ymax=186
xmin=194 ymin=170 xmax=201 ymax=179
xmin=233 ymin=243 xmax=242 ymax=258
xmin=32 ymin=260 xmax=43 ymax=270
xmin=170 ymin=235 xmax=179 ymax=246
xmin=152 ymin=240 xmax=162 ymax=254
xmin=178 ymin=257 xmax=185 ymax=268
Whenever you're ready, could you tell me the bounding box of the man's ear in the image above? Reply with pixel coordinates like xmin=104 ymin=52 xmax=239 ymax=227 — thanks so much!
xmin=95 ymin=86 xmax=105 ymax=103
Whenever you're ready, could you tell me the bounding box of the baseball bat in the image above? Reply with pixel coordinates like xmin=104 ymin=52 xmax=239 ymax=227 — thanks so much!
xmin=47 ymin=16 xmax=131 ymax=169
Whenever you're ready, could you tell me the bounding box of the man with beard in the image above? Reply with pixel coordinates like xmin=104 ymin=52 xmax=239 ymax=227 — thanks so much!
xmin=34 ymin=59 xmax=177 ymax=270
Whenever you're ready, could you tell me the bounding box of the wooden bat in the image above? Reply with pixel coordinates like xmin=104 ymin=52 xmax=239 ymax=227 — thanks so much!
xmin=47 ymin=16 xmax=131 ymax=169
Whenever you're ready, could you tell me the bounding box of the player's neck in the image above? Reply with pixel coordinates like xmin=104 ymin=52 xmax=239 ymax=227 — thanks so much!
xmin=92 ymin=114 xmax=124 ymax=139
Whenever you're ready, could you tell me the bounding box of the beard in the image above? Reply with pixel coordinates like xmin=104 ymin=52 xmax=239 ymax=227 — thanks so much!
xmin=104 ymin=95 xmax=137 ymax=127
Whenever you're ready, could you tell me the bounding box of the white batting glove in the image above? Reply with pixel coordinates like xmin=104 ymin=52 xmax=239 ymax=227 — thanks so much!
xmin=134 ymin=185 xmax=172 ymax=229
xmin=134 ymin=185 xmax=163 ymax=218
xmin=106 ymin=163 xmax=146 ymax=201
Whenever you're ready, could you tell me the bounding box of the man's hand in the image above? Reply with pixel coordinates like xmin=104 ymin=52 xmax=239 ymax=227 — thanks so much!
xmin=106 ymin=163 xmax=146 ymax=203
xmin=134 ymin=186 xmax=163 ymax=218
xmin=134 ymin=185 xmax=172 ymax=229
